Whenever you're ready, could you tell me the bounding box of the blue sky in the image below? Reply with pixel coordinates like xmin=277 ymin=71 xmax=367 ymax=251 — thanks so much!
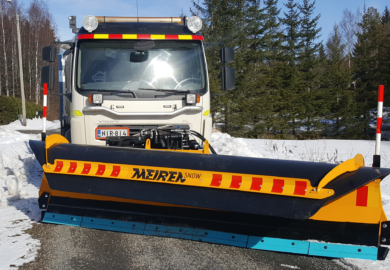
xmin=16 ymin=0 xmax=389 ymax=42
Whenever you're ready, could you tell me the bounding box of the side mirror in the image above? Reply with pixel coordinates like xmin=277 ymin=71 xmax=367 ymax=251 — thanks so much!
xmin=41 ymin=66 xmax=55 ymax=90
xmin=221 ymin=66 xmax=235 ymax=90
xmin=220 ymin=47 xmax=234 ymax=63
xmin=42 ymin=46 xmax=57 ymax=62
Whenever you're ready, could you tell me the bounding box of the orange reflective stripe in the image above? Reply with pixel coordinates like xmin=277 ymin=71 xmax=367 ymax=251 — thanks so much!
xmin=111 ymin=166 xmax=121 ymax=177
xmin=230 ymin=175 xmax=242 ymax=189
xmin=81 ymin=163 xmax=91 ymax=174
xmin=210 ymin=174 xmax=222 ymax=187
xmin=96 ymin=165 xmax=106 ymax=176
xmin=68 ymin=162 xmax=77 ymax=173
xmin=250 ymin=177 xmax=262 ymax=191
xmin=294 ymin=181 xmax=307 ymax=195
xmin=356 ymin=186 xmax=368 ymax=207
xmin=54 ymin=161 xmax=63 ymax=172
xmin=272 ymin=179 xmax=284 ymax=193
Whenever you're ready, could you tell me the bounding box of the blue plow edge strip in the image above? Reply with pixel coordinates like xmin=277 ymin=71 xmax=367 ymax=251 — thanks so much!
xmin=43 ymin=212 xmax=379 ymax=260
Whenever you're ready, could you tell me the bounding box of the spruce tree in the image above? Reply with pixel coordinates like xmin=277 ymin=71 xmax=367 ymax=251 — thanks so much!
xmin=297 ymin=0 xmax=323 ymax=135
xmin=353 ymin=7 xmax=383 ymax=137
xmin=380 ymin=7 xmax=390 ymax=104
xmin=190 ymin=0 xmax=245 ymax=133
xmin=279 ymin=0 xmax=303 ymax=135
xmin=324 ymin=25 xmax=355 ymax=137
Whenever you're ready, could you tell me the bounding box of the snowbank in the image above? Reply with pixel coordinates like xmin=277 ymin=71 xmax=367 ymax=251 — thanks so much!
xmin=2 ymin=118 xmax=60 ymax=131
xmin=211 ymin=132 xmax=262 ymax=158
xmin=0 ymin=122 xmax=60 ymax=268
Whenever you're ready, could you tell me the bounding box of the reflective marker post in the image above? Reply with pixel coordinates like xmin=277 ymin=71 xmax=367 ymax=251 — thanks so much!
xmin=42 ymin=83 xmax=48 ymax=142
xmin=374 ymin=85 xmax=384 ymax=168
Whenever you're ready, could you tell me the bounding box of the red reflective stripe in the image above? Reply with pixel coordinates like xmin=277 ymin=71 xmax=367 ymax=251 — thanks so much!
xmin=68 ymin=162 xmax=77 ymax=173
xmin=192 ymin=35 xmax=204 ymax=40
xmin=250 ymin=177 xmax=263 ymax=191
xmin=81 ymin=163 xmax=91 ymax=174
xmin=377 ymin=117 xmax=383 ymax=134
xmin=137 ymin=34 xmax=151 ymax=39
xmin=111 ymin=166 xmax=121 ymax=177
xmin=293 ymin=181 xmax=307 ymax=195
xmin=54 ymin=161 xmax=63 ymax=172
xmin=210 ymin=174 xmax=222 ymax=187
xmin=78 ymin=34 xmax=94 ymax=39
xmin=229 ymin=175 xmax=242 ymax=189
xmin=378 ymin=85 xmax=385 ymax=102
xmin=109 ymin=34 xmax=123 ymax=39
xmin=43 ymin=107 xmax=47 ymax=118
xmin=271 ymin=179 xmax=284 ymax=193
xmin=44 ymin=83 xmax=48 ymax=95
xmin=95 ymin=165 xmax=106 ymax=176
xmin=356 ymin=186 xmax=368 ymax=207
xmin=165 ymin=35 xmax=179 ymax=40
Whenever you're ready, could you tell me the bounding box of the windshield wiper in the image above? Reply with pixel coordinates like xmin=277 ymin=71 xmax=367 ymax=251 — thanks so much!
xmin=138 ymin=88 xmax=189 ymax=94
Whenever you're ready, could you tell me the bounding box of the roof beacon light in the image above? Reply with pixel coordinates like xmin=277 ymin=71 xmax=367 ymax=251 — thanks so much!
xmin=188 ymin=16 xmax=202 ymax=33
xmin=83 ymin=15 xmax=98 ymax=33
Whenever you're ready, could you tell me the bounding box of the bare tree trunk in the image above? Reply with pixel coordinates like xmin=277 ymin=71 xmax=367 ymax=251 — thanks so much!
xmin=35 ymin=21 xmax=40 ymax=104
xmin=12 ymin=43 xmax=15 ymax=97
xmin=1 ymin=3 xmax=9 ymax=96
xmin=29 ymin=60 xmax=32 ymax=100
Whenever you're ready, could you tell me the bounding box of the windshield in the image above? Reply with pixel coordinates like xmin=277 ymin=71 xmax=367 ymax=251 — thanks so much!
xmin=76 ymin=40 xmax=207 ymax=94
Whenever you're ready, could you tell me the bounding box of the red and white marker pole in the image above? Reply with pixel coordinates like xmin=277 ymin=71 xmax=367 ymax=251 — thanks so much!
xmin=373 ymin=85 xmax=384 ymax=167
xmin=41 ymin=83 xmax=48 ymax=142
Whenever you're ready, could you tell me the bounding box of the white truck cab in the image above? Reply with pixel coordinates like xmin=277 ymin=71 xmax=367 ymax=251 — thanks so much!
xmin=41 ymin=15 xmax=235 ymax=151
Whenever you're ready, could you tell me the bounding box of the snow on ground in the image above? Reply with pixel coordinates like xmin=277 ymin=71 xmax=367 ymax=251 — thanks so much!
xmin=0 ymin=124 xmax=51 ymax=268
xmin=2 ymin=118 xmax=60 ymax=131
xmin=0 ymin=125 xmax=389 ymax=269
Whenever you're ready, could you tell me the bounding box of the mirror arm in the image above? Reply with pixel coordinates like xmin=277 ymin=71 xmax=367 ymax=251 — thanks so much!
xmin=50 ymin=41 xmax=74 ymax=46
xmin=50 ymin=92 xmax=72 ymax=102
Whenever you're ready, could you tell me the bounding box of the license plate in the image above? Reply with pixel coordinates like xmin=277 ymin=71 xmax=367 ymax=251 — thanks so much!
xmin=95 ymin=127 xmax=129 ymax=139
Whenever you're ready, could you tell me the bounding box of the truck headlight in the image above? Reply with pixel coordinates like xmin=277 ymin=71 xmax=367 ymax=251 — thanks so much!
xmin=187 ymin=16 xmax=202 ymax=33
xmin=89 ymin=94 xmax=103 ymax=105
xmin=83 ymin=15 xmax=98 ymax=33
xmin=186 ymin=94 xmax=196 ymax=105
xmin=186 ymin=94 xmax=200 ymax=105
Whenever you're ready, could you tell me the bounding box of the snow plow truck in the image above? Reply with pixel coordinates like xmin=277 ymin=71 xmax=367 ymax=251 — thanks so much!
xmin=29 ymin=15 xmax=390 ymax=260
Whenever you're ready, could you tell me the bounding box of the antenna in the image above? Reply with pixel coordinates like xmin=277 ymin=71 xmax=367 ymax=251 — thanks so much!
xmin=136 ymin=0 xmax=139 ymax=20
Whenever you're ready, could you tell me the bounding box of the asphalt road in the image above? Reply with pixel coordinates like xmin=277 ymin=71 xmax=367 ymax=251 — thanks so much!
xmin=18 ymin=222 xmax=353 ymax=270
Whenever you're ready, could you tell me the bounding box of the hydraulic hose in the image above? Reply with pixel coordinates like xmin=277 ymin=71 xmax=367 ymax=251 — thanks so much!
xmin=189 ymin=130 xmax=217 ymax=155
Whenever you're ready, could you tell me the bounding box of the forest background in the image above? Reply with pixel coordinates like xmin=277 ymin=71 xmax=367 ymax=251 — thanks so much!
xmin=0 ymin=0 xmax=389 ymax=139
xmin=0 ymin=0 xmax=56 ymax=120
xmin=192 ymin=0 xmax=390 ymax=139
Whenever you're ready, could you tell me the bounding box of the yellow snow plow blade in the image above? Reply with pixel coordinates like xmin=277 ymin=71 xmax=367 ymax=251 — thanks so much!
xmin=29 ymin=135 xmax=390 ymax=260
